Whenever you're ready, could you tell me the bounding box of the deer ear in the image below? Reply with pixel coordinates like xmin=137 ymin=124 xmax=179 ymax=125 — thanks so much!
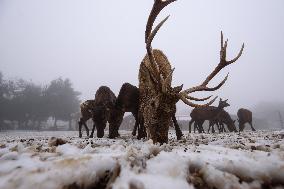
xmin=225 ymin=99 xmax=228 ymax=102
xmin=173 ymin=84 xmax=183 ymax=93
xmin=220 ymin=98 xmax=222 ymax=101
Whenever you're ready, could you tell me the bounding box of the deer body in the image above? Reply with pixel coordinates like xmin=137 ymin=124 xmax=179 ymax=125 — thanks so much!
xmin=108 ymin=83 xmax=141 ymax=139
xmin=237 ymin=108 xmax=255 ymax=131
xmin=138 ymin=0 xmax=244 ymax=143
xmin=78 ymin=86 xmax=116 ymax=138
xmin=208 ymin=110 xmax=237 ymax=132
xmin=78 ymin=100 xmax=94 ymax=137
xmin=189 ymin=99 xmax=230 ymax=133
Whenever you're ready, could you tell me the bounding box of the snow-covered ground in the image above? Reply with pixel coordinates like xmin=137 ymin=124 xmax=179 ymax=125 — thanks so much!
xmin=0 ymin=130 xmax=284 ymax=189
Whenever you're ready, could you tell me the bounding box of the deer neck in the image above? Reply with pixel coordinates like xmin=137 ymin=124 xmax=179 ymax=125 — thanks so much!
xmin=214 ymin=106 xmax=224 ymax=116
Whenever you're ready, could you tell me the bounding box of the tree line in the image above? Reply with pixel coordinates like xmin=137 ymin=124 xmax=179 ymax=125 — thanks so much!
xmin=0 ymin=72 xmax=81 ymax=130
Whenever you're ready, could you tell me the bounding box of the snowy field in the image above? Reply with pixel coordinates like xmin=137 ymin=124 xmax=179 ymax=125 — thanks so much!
xmin=0 ymin=130 xmax=284 ymax=189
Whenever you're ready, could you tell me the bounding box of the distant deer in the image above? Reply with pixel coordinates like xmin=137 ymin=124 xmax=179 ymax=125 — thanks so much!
xmin=188 ymin=99 xmax=230 ymax=133
xmin=78 ymin=100 xmax=94 ymax=137
xmin=139 ymin=0 xmax=244 ymax=143
xmin=78 ymin=86 xmax=116 ymax=138
xmin=208 ymin=110 xmax=237 ymax=133
xmin=237 ymin=108 xmax=256 ymax=131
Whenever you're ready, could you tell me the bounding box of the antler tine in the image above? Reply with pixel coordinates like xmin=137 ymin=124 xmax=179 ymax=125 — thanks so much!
xmin=146 ymin=15 xmax=170 ymax=56
xmin=181 ymin=31 xmax=244 ymax=95
xmin=180 ymin=95 xmax=218 ymax=108
xmin=183 ymin=73 xmax=228 ymax=94
xmin=227 ymin=43 xmax=244 ymax=64
xmin=145 ymin=0 xmax=177 ymax=43
xmin=146 ymin=15 xmax=170 ymax=89
xmin=161 ymin=67 xmax=175 ymax=92
xmin=221 ymin=31 xmax=224 ymax=48
xmin=186 ymin=94 xmax=213 ymax=101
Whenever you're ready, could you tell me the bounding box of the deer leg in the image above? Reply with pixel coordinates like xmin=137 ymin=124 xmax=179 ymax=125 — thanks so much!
xmin=219 ymin=123 xmax=223 ymax=133
xmin=249 ymin=122 xmax=256 ymax=131
xmin=172 ymin=115 xmax=183 ymax=140
xmin=132 ymin=123 xmax=137 ymax=136
xmin=193 ymin=122 xmax=198 ymax=133
xmin=188 ymin=119 xmax=194 ymax=133
xmin=208 ymin=124 xmax=211 ymax=133
xmin=78 ymin=119 xmax=83 ymax=138
xmin=224 ymin=125 xmax=227 ymax=132
xmin=83 ymin=123 xmax=89 ymax=137
xmin=197 ymin=121 xmax=204 ymax=133
xmin=239 ymin=122 xmax=245 ymax=132
xmin=89 ymin=120 xmax=95 ymax=138
xmin=137 ymin=116 xmax=146 ymax=139
xmin=209 ymin=122 xmax=215 ymax=133
xmin=132 ymin=113 xmax=138 ymax=136
xmin=200 ymin=122 xmax=205 ymax=133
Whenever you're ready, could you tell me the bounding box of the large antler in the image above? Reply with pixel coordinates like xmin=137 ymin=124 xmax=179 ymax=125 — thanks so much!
xmin=145 ymin=0 xmax=176 ymax=91
xmin=145 ymin=0 xmax=177 ymax=43
xmin=179 ymin=31 xmax=244 ymax=107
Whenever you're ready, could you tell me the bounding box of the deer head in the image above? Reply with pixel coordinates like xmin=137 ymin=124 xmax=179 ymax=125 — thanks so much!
xmin=218 ymin=98 xmax=230 ymax=109
xmin=140 ymin=0 xmax=244 ymax=143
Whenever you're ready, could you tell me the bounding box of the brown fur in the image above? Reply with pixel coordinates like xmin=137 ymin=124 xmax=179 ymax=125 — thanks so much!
xmin=139 ymin=49 xmax=181 ymax=144
xmin=78 ymin=86 xmax=116 ymax=138
xmin=139 ymin=0 xmax=244 ymax=143
xmin=237 ymin=108 xmax=256 ymax=131
xmin=188 ymin=99 xmax=230 ymax=133
xmin=208 ymin=110 xmax=237 ymax=133
xmin=91 ymin=86 xmax=116 ymax=138
xmin=108 ymin=83 xmax=141 ymax=139
xmin=78 ymin=100 xmax=94 ymax=137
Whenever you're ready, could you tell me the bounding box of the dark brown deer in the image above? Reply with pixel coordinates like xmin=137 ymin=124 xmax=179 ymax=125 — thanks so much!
xmin=237 ymin=108 xmax=256 ymax=131
xmin=78 ymin=100 xmax=94 ymax=137
xmin=78 ymin=86 xmax=116 ymax=138
xmin=91 ymin=86 xmax=116 ymax=138
xmin=108 ymin=83 xmax=183 ymax=140
xmin=188 ymin=99 xmax=230 ymax=133
xmin=208 ymin=110 xmax=237 ymax=133
xmin=139 ymin=0 xmax=244 ymax=143
xmin=108 ymin=83 xmax=141 ymax=139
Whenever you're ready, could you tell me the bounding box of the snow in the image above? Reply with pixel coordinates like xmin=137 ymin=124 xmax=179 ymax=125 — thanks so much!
xmin=0 ymin=130 xmax=283 ymax=189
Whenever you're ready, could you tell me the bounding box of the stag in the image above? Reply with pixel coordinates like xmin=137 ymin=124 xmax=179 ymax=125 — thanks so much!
xmin=78 ymin=86 xmax=116 ymax=138
xmin=139 ymin=0 xmax=244 ymax=143
xmin=237 ymin=108 xmax=256 ymax=132
xmin=188 ymin=98 xmax=230 ymax=133
xmin=207 ymin=110 xmax=237 ymax=133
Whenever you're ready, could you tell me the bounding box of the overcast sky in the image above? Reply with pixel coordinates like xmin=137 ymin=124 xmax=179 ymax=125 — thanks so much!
xmin=0 ymin=0 xmax=283 ymax=114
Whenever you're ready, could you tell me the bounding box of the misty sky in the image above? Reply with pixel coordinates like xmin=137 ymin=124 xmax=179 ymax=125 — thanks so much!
xmin=0 ymin=0 xmax=284 ymax=114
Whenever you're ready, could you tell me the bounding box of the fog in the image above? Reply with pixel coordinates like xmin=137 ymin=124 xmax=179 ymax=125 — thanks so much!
xmin=1 ymin=0 xmax=284 ymax=114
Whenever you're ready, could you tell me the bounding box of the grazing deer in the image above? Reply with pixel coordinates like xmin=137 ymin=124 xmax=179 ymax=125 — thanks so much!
xmin=78 ymin=86 xmax=116 ymax=138
xmin=108 ymin=83 xmax=141 ymax=139
xmin=108 ymin=83 xmax=183 ymax=140
xmin=78 ymin=100 xmax=94 ymax=138
xmin=208 ymin=110 xmax=237 ymax=133
xmin=139 ymin=0 xmax=244 ymax=143
xmin=237 ymin=108 xmax=256 ymax=131
xmin=188 ymin=99 xmax=230 ymax=133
